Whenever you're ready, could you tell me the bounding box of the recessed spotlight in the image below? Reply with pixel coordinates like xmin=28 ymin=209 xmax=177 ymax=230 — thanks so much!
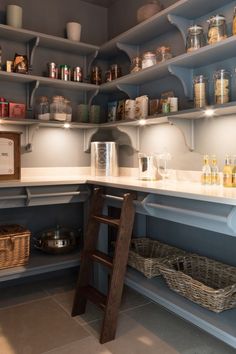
xmin=63 ymin=123 xmax=71 ymax=129
xmin=139 ymin=119 xmax=146 ymax=126
xmin=204 ymin=108 xmax=215 ymax=117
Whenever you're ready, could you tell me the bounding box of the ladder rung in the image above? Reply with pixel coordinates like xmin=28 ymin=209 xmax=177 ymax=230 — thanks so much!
xmin=93 ymin=215 xmax=120 ymax=228
xmin=80 ymin=285 xmax=107 ymax=310
xmin=90 ymin=250 xmax=113 ymax=269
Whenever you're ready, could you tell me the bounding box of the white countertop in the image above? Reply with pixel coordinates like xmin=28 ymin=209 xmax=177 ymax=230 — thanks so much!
xmin=1 ymin=168 xmax=236 ymax=206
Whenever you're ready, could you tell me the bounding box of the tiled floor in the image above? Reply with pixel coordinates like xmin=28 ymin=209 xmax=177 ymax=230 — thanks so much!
xmin=0 ymin=271 xmax=235 ymax=354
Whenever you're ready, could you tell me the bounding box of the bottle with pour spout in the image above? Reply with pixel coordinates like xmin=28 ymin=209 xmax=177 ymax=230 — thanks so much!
xmin=201 ymin=155 xmax=211 ymax=185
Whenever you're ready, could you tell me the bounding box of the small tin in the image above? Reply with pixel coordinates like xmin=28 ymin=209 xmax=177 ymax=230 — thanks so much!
xmin=73 ymin=66 xmax=83 ymax=82
xmin=48 ymin=62 xmax=58 ymax=79
xmin=60 ymin=64 xmax=71 ymax=81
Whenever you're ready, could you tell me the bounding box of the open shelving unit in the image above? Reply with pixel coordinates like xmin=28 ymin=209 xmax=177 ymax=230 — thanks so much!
xmin=0 ymin=249 xmax=80 ymax=283
xmin=125 ymin=268 xmax=236 ymax=349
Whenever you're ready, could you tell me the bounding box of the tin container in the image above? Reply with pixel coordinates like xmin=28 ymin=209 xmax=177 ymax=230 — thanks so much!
xmin=60 ymin=65 xmax=71 ymax=81
xmin=48 ymin=62 xmax=58 ymax=79
xmin=91 ymin=142 xmax=119 ymax=177
xmin=73 ymin=66 xmax=83 ymax=82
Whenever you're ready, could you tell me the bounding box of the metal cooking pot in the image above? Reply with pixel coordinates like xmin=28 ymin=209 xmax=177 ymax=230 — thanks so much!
xmin=34 ymin=225 xmax=81 ymax=254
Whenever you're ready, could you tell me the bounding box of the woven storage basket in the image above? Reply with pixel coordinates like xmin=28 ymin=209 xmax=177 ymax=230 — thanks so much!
xmin=0 ymin=224 xmax=31 ymax=270
xmin=128 ymin=237 xmax=186 ymax=279
xmin=158 ymin=255 xmax=236 ymax=313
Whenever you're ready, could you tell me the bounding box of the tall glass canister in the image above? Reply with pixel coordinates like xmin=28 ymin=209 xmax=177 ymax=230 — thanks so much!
xmin=214 ymin=69 xmax=231 ymax=105
xmin=193 ymin=75 xmax=207 ymax=108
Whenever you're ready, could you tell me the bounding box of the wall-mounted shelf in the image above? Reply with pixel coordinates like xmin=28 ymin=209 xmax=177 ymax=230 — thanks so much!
xmin=99 ymin=0 xmax=233 ymax=57
xmin=125 ymin=268 xmax=236 ymax=349
xmin=0 ymin=24 xmax=99 ymax=56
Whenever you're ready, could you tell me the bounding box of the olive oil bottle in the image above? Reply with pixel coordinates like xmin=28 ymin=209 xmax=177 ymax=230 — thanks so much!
xmin=223 ymin=155 xmax=233 ymax=187
xmin=210 ymin=155 xmax=220 ymax=185
xmin=232 ymin=156 xmax=236 ymax=187
xmin=201 ymin=155 xmax=211 ymax=185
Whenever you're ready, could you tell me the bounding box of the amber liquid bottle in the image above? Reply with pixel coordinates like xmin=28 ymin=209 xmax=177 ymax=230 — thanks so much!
xmin=210 ymin=155 xmax=220 ymax=185
xmin=201 ymin=155 xmax=211 ymax=185
xmin=223 ymin=155 xmax=233 ymax=188
xmin=232 ymin=156 xmax=236 ymax=187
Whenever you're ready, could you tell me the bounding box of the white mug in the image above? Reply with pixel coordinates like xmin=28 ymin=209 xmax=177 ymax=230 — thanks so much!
xmin=66 ymin=22 xmax=81 ymax=41
xmin=6 ymin=5 xmax=23 ymax=28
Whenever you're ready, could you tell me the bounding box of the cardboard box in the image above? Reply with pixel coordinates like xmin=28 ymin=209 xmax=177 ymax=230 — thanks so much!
xmin=9 ymin=103 xmax=26 ymax=119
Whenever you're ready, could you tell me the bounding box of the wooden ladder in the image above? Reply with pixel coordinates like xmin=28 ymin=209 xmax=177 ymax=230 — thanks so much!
xmin=72 ymin=188 xmax=135 ymax=344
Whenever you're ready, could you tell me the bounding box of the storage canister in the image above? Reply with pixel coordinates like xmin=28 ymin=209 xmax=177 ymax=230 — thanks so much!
xmin=214 ymin=69 xmax=230 ymax=105
xmin=91 ymin=142 xmax=119 ymax=177
xmin=207 ymin=15 xmax=227 ymax=45
xmin=193 ymin=75 xmax=207 ymax=108
xmin=142 ymin=51 xmax=156 ymax=69
xmin=186 ymin=25 xmax=205 ymax=52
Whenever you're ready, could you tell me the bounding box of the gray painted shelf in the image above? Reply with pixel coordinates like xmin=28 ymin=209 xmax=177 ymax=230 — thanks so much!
xmin=0 ymin=250 xmax=80 ymax=282
xmin=99 ymin=0 xmax=233 ymax=56
xmin=125 ymin=268 xmax=236 ymax=349
xmin=0 ymin=24 xmax=99 ymax=55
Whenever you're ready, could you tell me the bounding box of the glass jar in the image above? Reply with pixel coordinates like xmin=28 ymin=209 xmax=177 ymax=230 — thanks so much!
xmin=207 ymin=15 xmax=227 ymax=45
xmin=156 ymin=46 xmax=172 ymax=63
xmin=142 ymin=51 xmax=156 ymax=69
xmin=214 ymin=69 xmax=231 ymax=105
xmin=186 ymin=25 xmax=205 ymax=52
xmin=233 ymin=7 xmax=236 ymax=35
xmin=35 ymin=96 xmax=50 ymax=120
xmin=105 ymin=70 xmax=112 ymax=82
xmin=130 ymin=56 xmax=142 ymax=73
xmin=64 ymin=99 xmax=72 ymax=122
xmin=111 ymin=64 xmax=122 ymax=80
xmin=50 ymin=96 xmax=67 ymax=121
xmin=90 ymin=66 xmax=102 ymax=85
xmin=193 ymin=75 xmax=208 ymax=108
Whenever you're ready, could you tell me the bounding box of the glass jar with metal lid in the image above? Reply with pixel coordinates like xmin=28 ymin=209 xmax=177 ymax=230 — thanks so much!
xmin=35 ymin=96 xmax=50 ymax=121
xmin=142 ymin=51 xmax=156 ymax=69
xmin=130 ymin=56 xmax=142 ymax=73
xmin=50 ymin=96 xmax=67 ymax=121
xmin=156 ymin=46 xmax=172 ymax=63
xmin=186 ymin=25 xmax=205 ymax=52
xmin=193 ymin=75 xmax=208 ymax=108
xmin=214 ymin=69 xmax=231 ymax=105
xmin=207 ymin=15 xmax=227 ymax=45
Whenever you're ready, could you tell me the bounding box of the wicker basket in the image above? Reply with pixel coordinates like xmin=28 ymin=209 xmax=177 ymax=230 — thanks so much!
xmin=0 ymin=224 xmax=31 ymax=270
xmin=128 ymin=238 xmax=186 ymax=279
xmin=158 ymin=255 xmax=236 ymax=313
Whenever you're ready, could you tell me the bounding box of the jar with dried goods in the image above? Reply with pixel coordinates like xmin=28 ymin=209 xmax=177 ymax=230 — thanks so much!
xmin=207 ymin=15 xmax=227 ymax=45
xmin=193 ymin=75 xmax=208 ymax=108
xmin=50 ymin=96 xmax=67 ymax=121
xmin=35 ymin=96 xmax=50 ymax=121
xmin=156 ymin=46 xmax=172 ymax=63
xmin=142 ymin=51 xmax=156 ymax=69
xmin=130 ymin=57 xmax=142 ymax=73
xmin=214 ymin=69 xmax=231 ymax=105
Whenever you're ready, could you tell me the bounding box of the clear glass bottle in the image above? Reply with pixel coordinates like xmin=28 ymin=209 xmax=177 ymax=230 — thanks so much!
xmin=193 ymin=75 xmax=207 ymax=108
xmin=156 ymin=46 xmax=172 ymax=63
xmin=201 ymin=154 xmax=211 ymax=185
xmin=233 ymin=7 xmax=236 ymax=36
xmin=207 ymin=15 xmax=227 ymax=45
xmin=232 ymin=155 xmax=236 ymax=187
xmin=210 ymin=155 xmax=220 ymax=185
xmin=130 ymin=56 xmax=142 ymax=73
xmin=223 ymin=155 xmax=233 ymax=187
xmin=50 ymin=96 xmax=67 ymax=121
xmin=35 ymin=96 xmax=50 ymax=121
xmin=186 ymin=25 xmax=205 ymax=52
xmin=64 ymin=99 xmax=72 ymax=122
xmin=214 ymin=69 xmax=231 ymax=105
xmin=142 ymin=51 xmax=156 ymax=69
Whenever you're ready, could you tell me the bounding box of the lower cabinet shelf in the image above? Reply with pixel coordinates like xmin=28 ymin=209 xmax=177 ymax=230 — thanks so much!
xmin=125 ymin=268 xmax=236 ymax=349
xmin=0 ymin=250 xmax=80 ymax=283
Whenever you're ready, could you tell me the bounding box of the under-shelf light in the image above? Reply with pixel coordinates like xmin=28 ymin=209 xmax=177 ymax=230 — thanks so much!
xmin=139 ymin=119 xmax=147 ymax=126
xmin=204 ymin=108 xmax=215 ymax=117
xmin=63 ymin=122 xmax=71 ymax=129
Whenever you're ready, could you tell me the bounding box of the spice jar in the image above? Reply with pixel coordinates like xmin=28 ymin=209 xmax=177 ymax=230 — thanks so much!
xmin=233 ymin=7 xmax=236 ymax=35
xmin=111 ymin=64 xmax=122 ymax=80
xmin=0 ymin=97 xmax=9 ymax=118
xmin=142 ymin=51 xmax=156 ymax=69
xmin=156 ymin=46 xmax=172 ymax=63
xmin=35 ymin=96 xmax=50 ymax=121
xmin=207 ymin=15 xmax=227 ymax=45
xmin=91 ymin=66 xmax=102 ymax=85
xmin=214 ymin=69 xmax=231 ymax=105
xmin=50 ymin=96 xmax=67 ymax=121
xmin=130 ymin=56 xmax=142 ymax=73
xmin=186 ymin=25 xmax=205 ymax=52
xmin=193 ymin=75 xmax=207 ymax=108
xmin=60 ymin=65 xmax=71 ymax=81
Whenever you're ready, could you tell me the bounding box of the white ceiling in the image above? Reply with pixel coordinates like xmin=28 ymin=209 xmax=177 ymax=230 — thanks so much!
xmin=82 ymin=0 xmax=117 ymax=7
